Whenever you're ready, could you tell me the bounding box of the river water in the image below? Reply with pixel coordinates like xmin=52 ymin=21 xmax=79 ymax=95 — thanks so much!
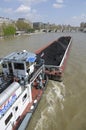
xmin=0 ymin=32 xmax=86 ymax=130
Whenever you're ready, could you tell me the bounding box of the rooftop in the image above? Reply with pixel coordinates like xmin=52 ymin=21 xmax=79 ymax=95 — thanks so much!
xmin=2 ymin=50 xmax=36 ymax=63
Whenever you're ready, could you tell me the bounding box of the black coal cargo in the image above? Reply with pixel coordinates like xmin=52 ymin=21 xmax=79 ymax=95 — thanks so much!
xmin=37 ymin=36 xmax=71 ymax=66
xmin=36 ymin=36 xmax=72 ymax=81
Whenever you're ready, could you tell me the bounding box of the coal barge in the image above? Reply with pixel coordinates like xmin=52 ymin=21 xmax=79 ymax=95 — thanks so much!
xmin=36 ymin=36 xmax=72 ymax=81
xmin=0 ymin=36 xmax=72 ymax=130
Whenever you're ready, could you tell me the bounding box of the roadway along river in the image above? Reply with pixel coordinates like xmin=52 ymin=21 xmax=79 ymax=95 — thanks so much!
xmin=0 ymin=32 xmax=86 ymax=130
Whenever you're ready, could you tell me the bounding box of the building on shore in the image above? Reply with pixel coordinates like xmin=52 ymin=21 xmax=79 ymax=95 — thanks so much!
xmin=33 ymin=22 xmax=43 ymax=30
xmin=33 ymin=22 xmax=50 ymax=30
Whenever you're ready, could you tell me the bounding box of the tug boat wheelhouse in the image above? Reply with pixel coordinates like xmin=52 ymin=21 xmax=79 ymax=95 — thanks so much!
xmin=0 ymin=50 xmax=47 ymax=130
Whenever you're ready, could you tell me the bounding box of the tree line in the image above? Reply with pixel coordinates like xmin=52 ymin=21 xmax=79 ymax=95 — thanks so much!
xmin=0 ymin=20 xmax=35 ymax=37
xmin=0 ymin=20 xmax=86 ymax=37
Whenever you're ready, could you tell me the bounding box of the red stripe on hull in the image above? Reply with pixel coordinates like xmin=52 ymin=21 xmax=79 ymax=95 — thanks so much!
xmin=12 ymin=87 xmax=43 ymax=130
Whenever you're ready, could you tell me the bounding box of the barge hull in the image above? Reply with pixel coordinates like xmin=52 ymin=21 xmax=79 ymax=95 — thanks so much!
xmin=36 ymin=36 xmax=72 ymax=81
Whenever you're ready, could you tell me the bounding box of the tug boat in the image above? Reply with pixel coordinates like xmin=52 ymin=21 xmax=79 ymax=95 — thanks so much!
xmin=0 ymin=50 xmax=48 ymax=130
xmin=0 ymin=36 xmax=72 ymax=130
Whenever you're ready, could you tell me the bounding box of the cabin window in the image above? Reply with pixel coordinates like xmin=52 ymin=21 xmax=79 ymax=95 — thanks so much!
xmin=26 ymin=62 xmax=30 ymax=68
xmin=5 ymin=112 xmax=13 ymax=125
xmin=22 ymin=93 xmax=27 ymax=102
xmin=2 ymin=63 xmax=7 ymax=68
xmin=14 ymin=63 xmax=24 ymax=70
xmin=26 ymin=62 xmax=33 ymax=67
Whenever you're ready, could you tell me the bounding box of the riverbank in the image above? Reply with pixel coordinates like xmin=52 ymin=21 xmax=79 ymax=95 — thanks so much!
xmin=0 ymin=31 xmax=46 ymax=39
xmin=20 ymin=31 xmax=45 ymax=36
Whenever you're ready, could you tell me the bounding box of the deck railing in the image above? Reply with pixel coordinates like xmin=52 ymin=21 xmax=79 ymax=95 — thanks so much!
xmin=30 ymin=65 xmax=44 ymax=83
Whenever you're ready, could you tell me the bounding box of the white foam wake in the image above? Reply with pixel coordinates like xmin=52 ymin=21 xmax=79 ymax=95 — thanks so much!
xmin=35 ymin=81 xmax=66 ymax=130
xmin=34 ymin=109 xmax=48 ymax=130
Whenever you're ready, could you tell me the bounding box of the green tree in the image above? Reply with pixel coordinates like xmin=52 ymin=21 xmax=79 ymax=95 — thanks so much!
xmin=16 ymin=20 xmax=31 ymax=32
xmin=0 ymin=26 xmax=3 ymax=36
xmin=3 ymin=24 xmax=16 ymax=36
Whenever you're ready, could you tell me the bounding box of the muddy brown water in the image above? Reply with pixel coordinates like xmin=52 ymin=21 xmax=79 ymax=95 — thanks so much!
xmin=0 ymin=32 xmax=86 ymax=130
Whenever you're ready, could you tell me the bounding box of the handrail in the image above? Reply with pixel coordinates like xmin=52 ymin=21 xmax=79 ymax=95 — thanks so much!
xmin=30 ymin=65 xmax=44 ymax=83
xmin=44 ymin=65 xmax=59 ymax=69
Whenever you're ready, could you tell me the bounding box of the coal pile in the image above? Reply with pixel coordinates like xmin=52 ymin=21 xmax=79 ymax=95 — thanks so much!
xmin=37 ymin=36 xmax=71 ymax=66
